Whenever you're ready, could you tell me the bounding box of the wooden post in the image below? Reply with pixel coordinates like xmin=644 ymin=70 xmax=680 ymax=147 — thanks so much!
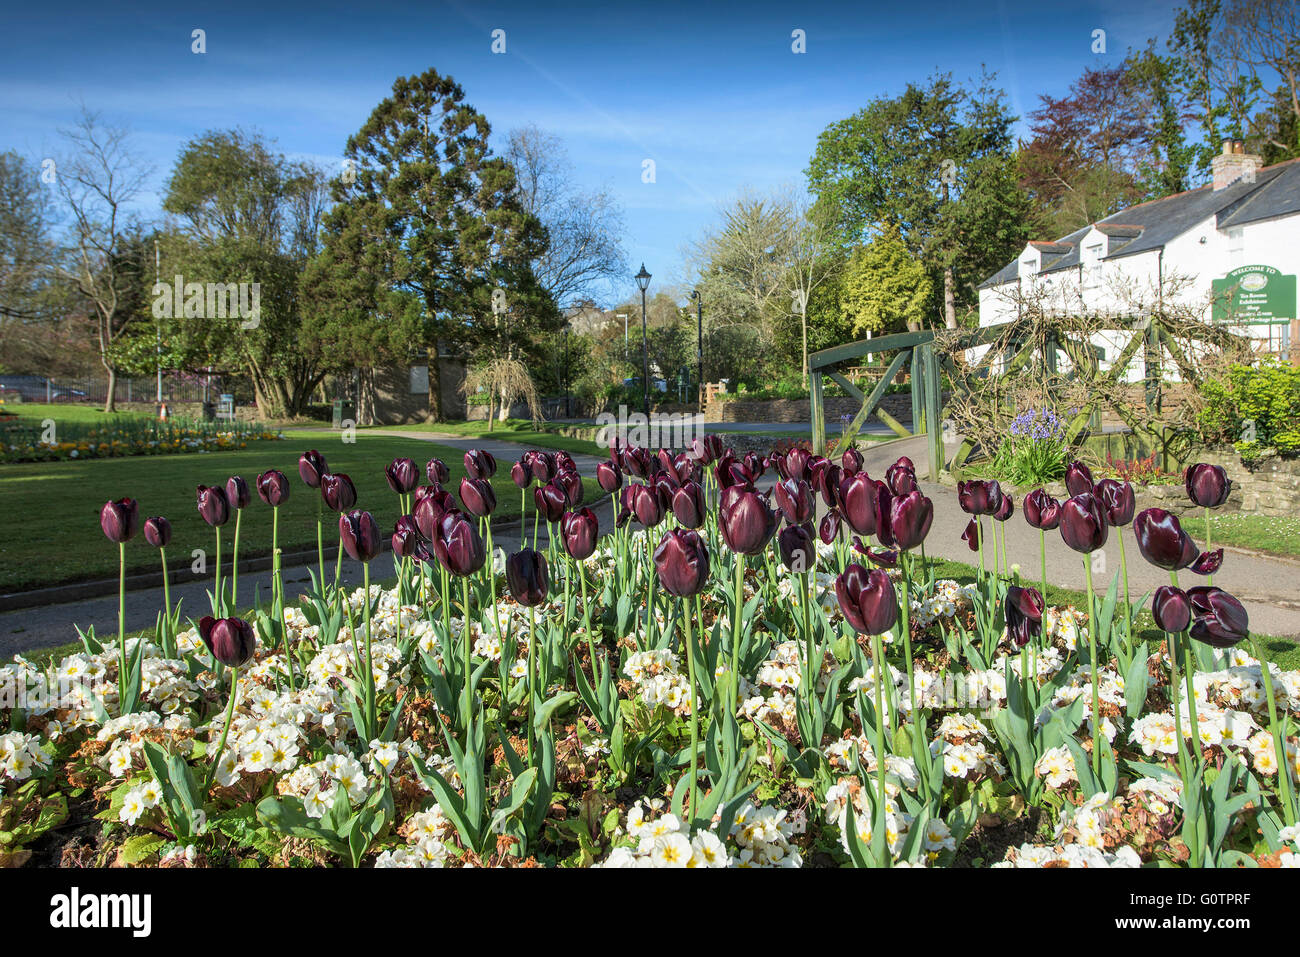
xmin=910 ymin=348 xmax=924 ymax=435
xmin=810 ymin=369 xmax=826 ymax=455
xmin=923 ymin=344 xmax=943 ymax=482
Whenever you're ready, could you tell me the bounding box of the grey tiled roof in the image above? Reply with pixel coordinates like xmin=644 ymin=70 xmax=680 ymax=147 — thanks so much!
xmin=980 ymin=159 xmax=1300 ymax=289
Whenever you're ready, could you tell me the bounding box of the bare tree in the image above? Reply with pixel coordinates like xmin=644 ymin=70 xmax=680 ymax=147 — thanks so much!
xmin=780 ymin=188 xmax=836 ymax=385
xmin=505 ymin=125 xmax=627 ymax=310
xmin=1226 ymin=0 xmax=1300 ymax=154
xmin=53 ymin=109 xmax=152 ymax=412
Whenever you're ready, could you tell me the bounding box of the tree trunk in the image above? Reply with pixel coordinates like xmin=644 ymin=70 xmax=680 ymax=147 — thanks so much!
xmin=103 ymin=366 xmax=118 ymax=414
xmin=801 ymin=302 xmax=809 ymax=387
xmin=425 ymin=341 xmax=443 ymax=422
xmin=943 ymin=266 xmax=957 ymax=329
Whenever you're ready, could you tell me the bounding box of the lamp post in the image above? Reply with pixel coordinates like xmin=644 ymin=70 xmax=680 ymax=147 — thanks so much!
xmin=635 ymin=264 xmax=652 ymax=418
xmin=690 ymin=289 xmax=703 ymax=412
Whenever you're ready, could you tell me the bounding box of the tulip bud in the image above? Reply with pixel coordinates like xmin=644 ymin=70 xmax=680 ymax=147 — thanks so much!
xmin=506 ymin=548 xmax=549 ymax=606
xmin=526 ymin=450 xmax=555 ymax=484
xmin=225 ymin=475 xmax=250 ymax=509
xmin=631 ymin=483 xmax=666 ymax=528
xmin=1023 ymin=488 xmax=1060 ymax=530
xmin=889 ymin=490 xmax=933 ymax=551
xmin=992 ymin=493 xmax=1014 ymax=523
xmin=321 ymin=473 xmax=357 ymax=513
xmin=1004 ymin=585 xmax=1044 ymax=648
xmin=511 ymin=459 xmax=533 ymax=489
xmin=198 ymin=615 xmax=256 ymax=667
xmin=556 ymin=468 xmax=583 ymax=507
xmin=819 ymin=509 xmax=843 ymax=545
xmin=1185 ymin=463 xmax=1231 ymax=509
xmin=298 ymin=449 xmax=328 ymax=488
xmin=1152 ymin=585 xmax=1191 ymax=633
xmin=385 ymin=457 xmax=419 ymax=495
xmin=425 ymin=458 xmax=450 ymax=487
xmin=622 ymin=446 xmax=651 ymax=479
xmin=1094 ymin=479 xmax=1135 ymax=527
xmin=653 ymin=528 xmax=711 ymax=597
xmin=1059 ymin=493 xmax=1108 ymax=553
xmin=196 ymin=484 xmax=231 ymax=527
xmin=671 ymin=481 xmax=707 ymax=529
xmin=459 ymin=476 xmax=497 ymax=518
xmin=339 ymin=509 xmax=382 ymax=563
xmin=1187 ymin=586 xmax=1249 ymax=647
xmin=256 ymin=469 xmax=291 ymax=507
xmin=414 ymin=487 xmax=454 ymax=540
xmin=774 ymin=478 xmax=814 ymax=525
xmin=143 ymin=515 xmax=172 ymax=548
xmin=100 ymin=498 xmax=139 ymax=544
xmin=534 ymin=482 xmax=567 ymax=523
xmin=597 ymin=460 xmax=623 ymax=493
xmin=464 ymin=449 xmax=497 ymax=480
xmin=1132 ymin=508 xmax=1198 ymax=571
xmin=961 ymin=517 xmax=980 ymax=551
xmin=834 ymin=563 xmax=899 ymax=635
xmin=838 ymin=472 xmax=879 ymax=537
xmin=886 ymin=458 xmax=917 ymax=496
xmin=431 ymin=509 xmax=486 ymax=577
xmin=562 ymin=507 xmax=599 ymax=560
xmin=840 ymin=447 xmax=863 ymax=475
xmin=778 ymin=522 xmax=816 ymax=573
xmin=392 ymin=515 xmax=420 ymax=558
xmin=1065 ymin=460 xmax=1094 ymax=497
xmin=720 ymin=486 xmax=778 ymax=555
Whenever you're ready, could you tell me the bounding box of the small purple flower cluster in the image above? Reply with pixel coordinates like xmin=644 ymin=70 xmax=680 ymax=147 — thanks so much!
xmin=1008 ymin=407 xmax=1065 ymax=442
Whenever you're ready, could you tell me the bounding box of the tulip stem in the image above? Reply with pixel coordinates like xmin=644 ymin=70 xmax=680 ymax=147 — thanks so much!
xmin=1248 ymin=636 xmax=1297 ymax=826
xmin=1166 ymin=629 xmax=1193 ymax=821
xmin=579 ymin=564 xmax=595 ymax=665
xmin=315 ymin=497 xmax=324 ymax=590
xmin=800 ymin=571 xmax=815 ymax=702
xmin=1182 ymin=631 xmax=1200 ymax=770
xmin=204 ymin=666 xmax=240 ymax=793
xmin=214 ymin=526 xmax=223 ymax=618
xmin=274 ymin=507 xmax=296 ymax=692
xmin=462 ymin=576 xmax=474 ymax=738
xmin=1083 ymin=554 xmax=1101 ymax=779
xmin=977 ymin=518 xmax=986 ymax=579
xmin=1205 ymin=506 xmax=1213 ymax=587
xmin=1038 ymin=527 xmax=1048 ymax=649
xmin=527 ymin=602 xmax=537 ymax=762
xmin=364 ymin=562 xmax=376 ymax=734
xmin=870 ymin=629 xmax=890 ymax=869
xmin=731 ymin=553 xmax=745 ymax=719
xmin=485 ymin=522 xmax=501 ymax=643
xmin=118 ymin=542 xmax=128 ymax=709
xmin=231 ymin=508 xmax=242 ymax=611
xmin=159 ymin=545 xmax=173 ymax=659
xmin=899 ymin=552 xmax=916 ymax=721
xmin=683 ymin=607 xmax=700 ymax=825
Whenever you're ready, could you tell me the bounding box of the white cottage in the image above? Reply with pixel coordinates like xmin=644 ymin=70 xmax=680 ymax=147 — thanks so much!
xmin=977 ymin=141 xmax=1300 ymax=377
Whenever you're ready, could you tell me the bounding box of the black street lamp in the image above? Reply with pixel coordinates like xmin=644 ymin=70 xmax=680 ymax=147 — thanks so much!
xmin=690 ymin=289 xmax=703 ymax=412
xmin=635 ymin=263 xmax=652 ymax=417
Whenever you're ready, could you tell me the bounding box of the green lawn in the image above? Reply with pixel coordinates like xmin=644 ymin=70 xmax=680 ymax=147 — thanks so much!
xmin=1193 ymin=512 xmax=1300 ymax=560
xmin=1 ymin=402 xmax=155 ymax=426
xmin=371 ymin=419 xmax=608 ymax=458
xmin=0 ymin=433 xmax=599 ymax=593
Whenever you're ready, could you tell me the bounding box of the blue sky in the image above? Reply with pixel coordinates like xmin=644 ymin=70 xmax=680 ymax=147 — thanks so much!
xmin=1 ymin=0 xmax=1184 ymax=304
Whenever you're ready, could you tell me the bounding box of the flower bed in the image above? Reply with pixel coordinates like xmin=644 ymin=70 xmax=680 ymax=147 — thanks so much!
xmin=0 ymin=416 xmax=285 ymax=464
xmin=2 ymin=444 xmax=1296 ymax=869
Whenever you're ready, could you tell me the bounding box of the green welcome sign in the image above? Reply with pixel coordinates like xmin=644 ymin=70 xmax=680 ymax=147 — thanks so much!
xmin=1212 ymin=264 xmax=1297 ymax=322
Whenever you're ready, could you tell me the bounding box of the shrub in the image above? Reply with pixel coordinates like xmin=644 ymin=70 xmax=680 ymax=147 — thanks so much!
xmin=988 ymin=407 xmax=1068 ymax=485
xmin=1197 ymin=357 xmax=1300 ymax=459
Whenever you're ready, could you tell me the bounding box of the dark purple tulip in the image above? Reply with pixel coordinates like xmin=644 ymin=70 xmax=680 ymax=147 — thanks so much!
xmin=1185 ymin=463 xmax=1231 ymax=509
xmin=320 ymin=473 xmax=357 ymax=512
xmin=819 ymin=509 xmax=843 ymax=545
xmin=656 ymin=448 xmax=677 ymax=478
xmin=534 ymin=482 xmax=567 ymax=523
xmin=886 ymin=458 xmax=917 ymax=496
xmin=392 ymin=515 xmax=420 ymax=558
xmin=431 ymin=509 xmax=486 ymax=577
xmin=622 ymin=446 xmax=651 ymax=479
xmin=958 ymin=479 xmax=1002 ymax=516
xmin=778 ymin=522 xmax=816 ymax=573
xmin=1152 ymin=585 xmax=1191 ymax=633
xmin=198 ymin=615 xmax=256 ymax=667
xmin=1132 ymin=508 xmax=1198 ymax=571
xmin=256 ymin=469 xmax=291 ymax=507
xmin=1094 ymin=479 xmax=1135 ymax=527
xmin=143 ymin=515 xmax=171 ymax=548
xmin=894 ymin=456 xmax=915 ymax=471
xmin=838 ymin=472 xmax=879 ymax=537
xmin=1059 ymin=493 xmax=1108 ymax=553
xmin=743 ymin=452 xmax=766 ymax=481
xmin=100 ymin=498 xmax=139 ymax=544
xmin=464 ymin=449 xmax=497 ymax=480
xmin=672 ymin=452 xmax=700 ymax=486
xmin=992 ymin=493 xmax=1014 ymax=522
xmin=339 ymin=509 xmax=382 ymax=563
xmin=385 ymin=457 xmax=419 ymax=495
xmin=961 ymin=517 xmax=980 ymax=551
xmin=815 ymin=463 xmax=842 ymax=509
xmin=414 ymin=487 xmax=454 ymax=540
xmin=1191 ymin=548 xmax=1224 ymax=575
xmin=671 ymin=481 xmax=707 ymax=529
xmin=511 ymin=459 xmax=533 ymax=489
xmin=873 ymin=480 xmax=896 ymax=548
xmin=298 ymin=450 xmax=328 ymax=488
xmin=714 ymin=450 xmax=753 ymax=490
xmin=526 ymin=450 xmax=556 ymax=484
xmin=196 ymin=484 xmax=231 ymax=527
xmin=631 ymin=483 xmax=666 ymax=528
xmin=506 ymin=548 xmax=549 ymax=606
xmin=425 ymin=458 xmax=450 ymax=487
xmin=596 ymin=460 xmax=622 ymax=493
xmin=834 ymin=563 xmax=899 ymax=635
xmin=1186 ymin=586 xmax=1249 ymax=647
xmin=653 ymin=528 xmax=711 ymax=598
xmin=889 ymin=490 xmax=934 ymax=551
xmin=1004 ymin=585 xmax=1044 ymax=648
xmin=459 ymin=476 xmax=497 ymax=517
xmin=852 ymin=537 xmax=898 ymax=567
xmin=841 ymin=447 xmax=864 ymax=475
xmin=651 ymin=472 xmax=676 ymax=510
xmin=562 ymin=507 xmax=599 ymax=560
xmin=774 ymin=478 xmax=815 ymax=525
xmin=556 ymin=468 xmax=584 ymax=507
xmin=720 ymin=486 xmax=778 ymax=555
xmin=225 ymin=475 xmax=250 ymax=510
xmin=783 ymin=447 xmax=814 ymax=482
xmin=1023 ymin=489 xmax=1061 ymax=530
xmin=1065 ymin=460 xmax=1094 ymax=497
xmin=555 ymin=451 xmax=577 ymax=475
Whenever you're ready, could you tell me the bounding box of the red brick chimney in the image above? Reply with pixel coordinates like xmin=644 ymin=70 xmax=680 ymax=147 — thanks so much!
xmin=1212 ymin=138 xmax=1262 ymax=191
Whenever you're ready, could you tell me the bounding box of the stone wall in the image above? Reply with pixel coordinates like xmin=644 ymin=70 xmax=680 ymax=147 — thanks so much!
xmin=1180 ymin=448 xmax=1300 ymax=518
